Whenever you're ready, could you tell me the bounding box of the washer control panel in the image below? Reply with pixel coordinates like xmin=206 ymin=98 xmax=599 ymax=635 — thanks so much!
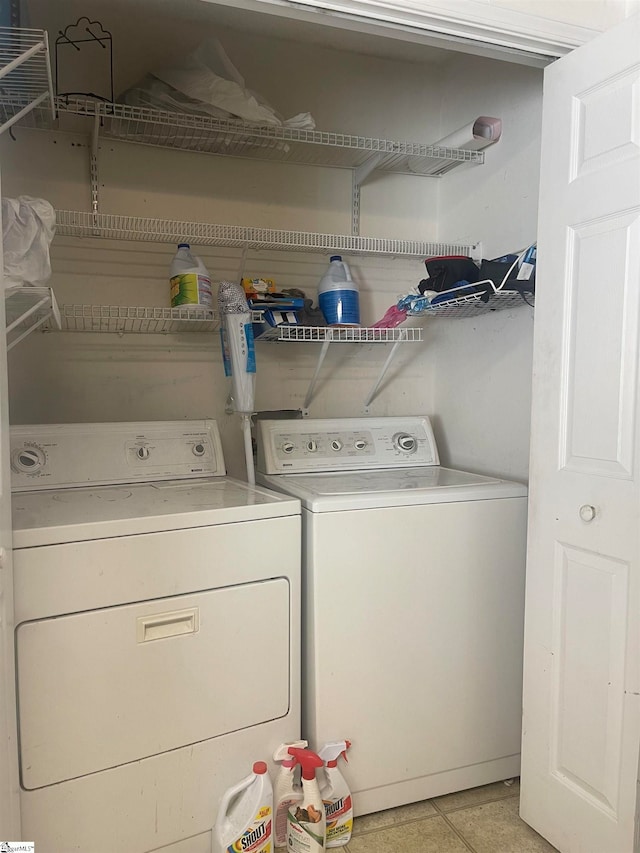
xmin=257 ymin=416 xmax=439 ymax=474
xmin=10 ymin=420 xmax=225 ymax=491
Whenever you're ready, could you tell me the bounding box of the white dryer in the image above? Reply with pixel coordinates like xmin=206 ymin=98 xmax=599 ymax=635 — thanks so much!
xmin=11 ymin=420 xmax=301 ymax=853
xmin=256 ymin=415 xmax=528 ymax=816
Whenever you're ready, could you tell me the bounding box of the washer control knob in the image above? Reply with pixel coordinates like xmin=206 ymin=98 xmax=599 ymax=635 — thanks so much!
xmin=354 ymin=438 xmax=368 ymax=451
xmin=12 ymin=447 xmax=45 ymax=474
xmin=192 ymin=442 xmax=206 ymax=457
xmin=306 ymin=440 xmax=318 ymax=452
xmin=331 ymin=439 xmax=343 ymax=452
xmin=137 ymin=446 xmax=150 ymax=460
xmin=395 ymin=432 xmax=417 ymax=453
xmin=282 ymin=442 xmax=295 ymax=454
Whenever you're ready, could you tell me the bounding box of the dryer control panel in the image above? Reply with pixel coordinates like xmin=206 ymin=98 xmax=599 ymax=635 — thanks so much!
xmin=10 ymin=420 xmax=226 ymax=491
xmin=257 ymin=416 xmax=439 ymax=474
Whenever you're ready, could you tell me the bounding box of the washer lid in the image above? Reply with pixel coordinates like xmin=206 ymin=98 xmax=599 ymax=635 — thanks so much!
xmin=257 ymin=466 xmax=527 ymax=512
xmin=12 ymin=477 xmax=301 ymax=547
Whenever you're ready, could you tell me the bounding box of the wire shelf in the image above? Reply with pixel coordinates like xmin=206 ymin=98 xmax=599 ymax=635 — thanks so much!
xmin=49 ymin=304 xmax=218 ymax=333
xmin=55 ymin=210 xmax=475 ymax=259
xmin=53 ymin=98 xmax=484 ymax=175
xmin=0 ymin=28 xmax=55 ymax=134
xmin=5 ymin=285 xmax=60 ymax=349
xmin=257 ymin=325 xmax=423 ymax=342
xmin=421 ymin=289 xmax=534 ymax=317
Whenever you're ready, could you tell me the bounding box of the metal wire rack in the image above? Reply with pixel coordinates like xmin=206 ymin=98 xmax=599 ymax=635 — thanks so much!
xmin=55 ymin=210 xmax=476 ymax=259
xmin=6 ymin=285 xmax=60 ymax=349
xmin=257 ymin=325 xmax=423 ymax=342
xmin=49 ymin=304 xmax=218 ymax=334
xmin=0 ymin=28 xmax=55 ymax=134
xmin=421 ymin=290 xmax=534 ymax=317
xmin=54 ymin=98 xmax=484 ymax=175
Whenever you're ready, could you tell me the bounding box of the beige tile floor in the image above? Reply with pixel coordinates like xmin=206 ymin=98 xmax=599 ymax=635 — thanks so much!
xmin=343 ymin=779 xmax=559 ymax=853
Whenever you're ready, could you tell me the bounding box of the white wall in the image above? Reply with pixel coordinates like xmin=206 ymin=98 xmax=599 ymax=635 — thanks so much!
xmin=4 ymin=0 xmax=543 ymax=480
xmin=430 ymin=54 xmax=542 ymax=478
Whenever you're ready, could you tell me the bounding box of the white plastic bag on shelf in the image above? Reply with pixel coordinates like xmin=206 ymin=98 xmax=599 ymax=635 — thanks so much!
xmin=120 ymin=39 xmax=315 ymax=129
xmin=2 ymin=197 xmax=56 ymax=287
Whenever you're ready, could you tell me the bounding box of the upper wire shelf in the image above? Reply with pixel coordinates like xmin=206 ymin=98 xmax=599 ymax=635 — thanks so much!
xmin=51 ymin=98 xmax=485 ymax=175
xmin=55 ymin=210 xmax=477 ymax=259
xmin=0 ymin=28 xmax=55 ymax=134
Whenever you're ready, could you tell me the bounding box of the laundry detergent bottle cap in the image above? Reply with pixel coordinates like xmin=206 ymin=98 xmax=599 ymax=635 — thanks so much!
xmin=213 ymin=760 xmax=274 ymax=853
xmin=318 ymin=255 xmax=360 ymax=326
xmin=286 ymin=748 xmax=326 ymax=852
xmin=318 ymin=741 xmax=353 ymax=848
xmin=273 ymin=740 xmax=308 ymax=848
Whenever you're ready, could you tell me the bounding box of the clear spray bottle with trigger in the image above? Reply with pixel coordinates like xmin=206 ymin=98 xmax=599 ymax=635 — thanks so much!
xmin=318 ymin=741 xmax=353 ymax=847
xmin=273 ymin=739 xmax=308 ymax=848
xmin=286 ymin=747 xmax=326 ymax=853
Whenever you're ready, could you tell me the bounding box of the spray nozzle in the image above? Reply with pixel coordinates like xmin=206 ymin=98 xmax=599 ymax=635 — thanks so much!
xmin=273 ymin=740 xmax=308 ymax=767
xmin=287 ymin=747 xmax=324 ymax=780
xmin=317 ymin=740 xmax=351 ymax=768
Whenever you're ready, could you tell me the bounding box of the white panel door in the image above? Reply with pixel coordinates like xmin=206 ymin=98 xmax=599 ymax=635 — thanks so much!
xmin=0 ymin=170 xmax=20 ymax=835
xmin=521 ymin=12 xmax=640 ymax=853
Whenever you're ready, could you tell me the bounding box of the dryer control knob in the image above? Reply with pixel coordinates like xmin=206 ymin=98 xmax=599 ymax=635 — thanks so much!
xmin=394 ymin=433 xmax=417 ymax=453
xmin=354 ymin=439 xmax=368 ymax=451
xmin=192 ymin=443 xmax=206 ymax=457
xmin=306 ymin=440 xmax=318 ymax=452
xmin=137 ymin=446 xmax=150 ymax=460
xmin=282 ymin=442 xmax=295 ymax=454
xmin=331 ymin=439 xmax=343 ymax=452
xmin=12 ymin=447 xmax=45 ymax=474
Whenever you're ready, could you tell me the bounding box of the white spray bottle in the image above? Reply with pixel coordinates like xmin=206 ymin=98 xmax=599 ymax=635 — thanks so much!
xmin=318 ymin=741 xmax=353 ymax=847
xmin=286 ymin=747 xmax=326 ymax=852
xmin=273 ymin=739 xmax=308 ymax=848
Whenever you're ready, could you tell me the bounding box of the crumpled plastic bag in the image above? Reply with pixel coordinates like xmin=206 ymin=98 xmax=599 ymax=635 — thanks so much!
xmin=120 ymin=39 xmax=315 ymax=130
xmin=2 ymin=197 xmax=56 ymax=287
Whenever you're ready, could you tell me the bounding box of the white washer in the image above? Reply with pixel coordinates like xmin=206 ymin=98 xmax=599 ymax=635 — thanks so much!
xmin=11 ymin=420 xmax=301 ymax=853
xmin=256 ymin=415 xmax=528 ymax=816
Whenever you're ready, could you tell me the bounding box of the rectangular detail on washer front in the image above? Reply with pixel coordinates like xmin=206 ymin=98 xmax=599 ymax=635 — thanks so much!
xmin=16 ymin=580 xmax=291 ymax=789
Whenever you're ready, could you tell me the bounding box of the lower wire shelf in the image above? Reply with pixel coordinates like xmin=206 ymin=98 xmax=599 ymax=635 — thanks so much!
xmin=257 ymin=325 xmax=423 ymax=343
xmin=420 ymin=289 xmax=534 ymax=317
xmin=46 ymin=304 xmax=218 ymax=333
xmin=31 ymin=301 xmax=422 ymax=409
